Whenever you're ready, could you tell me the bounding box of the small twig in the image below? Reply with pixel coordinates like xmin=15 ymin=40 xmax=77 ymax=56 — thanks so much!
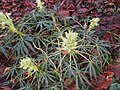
xmin=76 ymin=0 xmax=83 ymax=8
xmin=33 ymin=42 xmax=41 ymax=50
xmin=0 ymin=33 xmax=7 ymax=38
xmin=72 ymin=17 xmax=83 ymax=28
xmin=33 ymin=42 xmax=57 ymax=70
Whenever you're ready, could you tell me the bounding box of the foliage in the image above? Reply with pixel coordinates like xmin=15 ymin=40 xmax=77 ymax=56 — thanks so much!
xmin=109 ymin=83 xmax=120 ymax=90
xmin=0 ymin=4 xmax=114 ymax=90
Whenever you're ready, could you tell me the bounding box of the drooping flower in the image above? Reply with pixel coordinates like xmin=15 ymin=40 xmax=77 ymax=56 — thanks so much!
xmin=60 ymin=30 xmax=78 ymax=54
xmin=19 ymin=57 xmax=38 ymax=75
xmin=88 ymin=18 xmax=100 ymax=32
xmin=36 ymin=0 xmax=44 ymax=10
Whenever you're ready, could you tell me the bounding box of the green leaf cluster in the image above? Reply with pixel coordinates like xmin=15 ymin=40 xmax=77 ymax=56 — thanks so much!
xmin=1 ymin=6 xmax=113 ymax=90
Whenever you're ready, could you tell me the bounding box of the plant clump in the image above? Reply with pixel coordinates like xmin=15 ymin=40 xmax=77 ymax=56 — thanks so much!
xmin=0 ymin=1 xmax=118 ymax=90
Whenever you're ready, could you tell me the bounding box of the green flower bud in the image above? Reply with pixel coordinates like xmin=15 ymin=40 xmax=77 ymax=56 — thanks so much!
xmin=36 ymin=0 xmax=44 ymax=10
xmin=88 ymin=18 xmax=100 ymax=32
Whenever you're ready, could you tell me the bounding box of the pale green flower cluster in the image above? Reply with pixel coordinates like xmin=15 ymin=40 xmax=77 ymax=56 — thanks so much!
xmin=36 ymin=0 xmax=44 ymax=10
xmin=20 ymin=57 xmax=38 ymax=74
xmin=61 ymin=30 xmax=78 ymax=53
xmin=0 ymin=12 xmax=24 ymax=36
xmin=88 ymin=18 xmax=100 ymax=32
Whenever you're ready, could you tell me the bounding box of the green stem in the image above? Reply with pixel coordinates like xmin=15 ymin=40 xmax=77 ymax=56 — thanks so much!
xmin=70 ymin=53 xmax=72 ymax=69
xmin=52 ymin=15 xmax=61 ymax=32
xmin=72 ymin=17 xmax=83 ymax=28
xmin=75 ymin=51 xmax=91 ymax=62
xmin=57 ymin=54 xmax=66 ymax=69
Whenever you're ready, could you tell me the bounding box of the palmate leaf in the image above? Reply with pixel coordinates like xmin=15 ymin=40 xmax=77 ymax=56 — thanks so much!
xmin=109 ymin=83 xmax=120 ymax=90
xmin=13 ymin=35 xmax=35 ymax=56
xmin=78 ymin=72 xmax=92 ymax=86
xmin=22 ymin=42 xmax=29 ymax=55
xmin=15 ymin=41 xmax=27 ymax=56
xmin=24 ymin=41 xmax=35 ymax=52
xmin=94 ymin=38 xmax=110 ymax=58
xmin=19 ymin=42 xmax=27 ymax=56
xmin=34 ymin=38 xmax=41 ymax=48
xmin=85 ymin=61 xmax=97 ymax=80
xmin=24 ymin=35 xmax=33 ymax=42
xmin=18 ymin=9 xmax=54 ymax=32
xmin=85 ymin=59 xmax=102 ymax=80
xmin=37 ymin=20 xmax=53 ymax=30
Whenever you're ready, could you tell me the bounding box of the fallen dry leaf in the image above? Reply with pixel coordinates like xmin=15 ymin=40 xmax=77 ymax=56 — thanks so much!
xmin=91 ymin=71 xmax=114 ymax=90
xmin=3 ymin=67 xmax=11 ymax=74
xmin=69 ymin=85 xmax=76 ymax=90
xmin=0 ymin=34 xmax=7 ymax=38
xmin=0 ymin=65 xmax=11 ymax=76
xmin=77 ymin=8 xmax=88 ymax=14
xmin=0 ymin=0 xmax=36 ymax=21
xmin=56 ymin=48 xmax=68 ymax=54
xmin=10 ymin=78 xmax=16 ymax=84
xmin=116 ymin=58 xmax=120 ymax=62
xmin=0 ymin=86 xmax=10 ymax=90
xmin=58 ymin=10 xmax=70 ymax=17
xmin=114 ymin=14 xmax=120 ymax=25
xmin=64 ymin=78 xmax=75 ymax=87
xmin=104 ymin=63 xmax=120 ymax=80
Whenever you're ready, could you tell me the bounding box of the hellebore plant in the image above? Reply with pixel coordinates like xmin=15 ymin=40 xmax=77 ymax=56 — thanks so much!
xmin=12 ymin=13 xmax=109 ymax=89
xmin=57 ymin=30 xmax=79 ymax=75
xmin=58 ymin=18 xmax=100 ymax=55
